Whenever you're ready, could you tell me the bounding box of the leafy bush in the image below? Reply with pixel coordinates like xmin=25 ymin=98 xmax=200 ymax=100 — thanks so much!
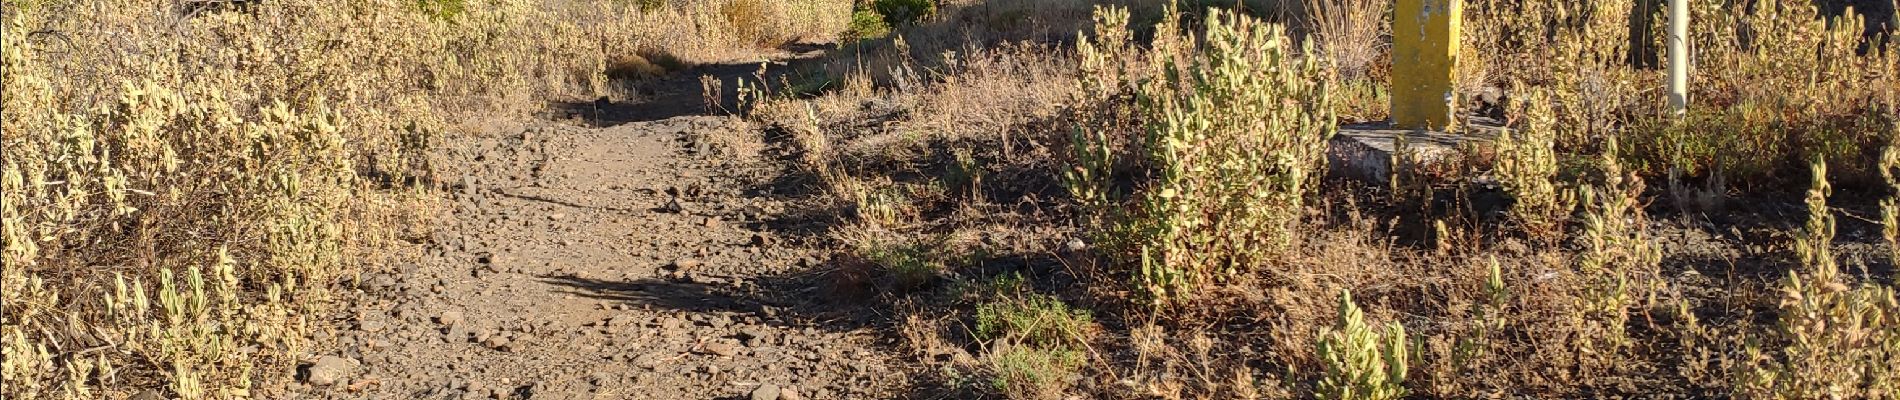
xmin=848 ymin=7 xmax=892 ymax=39
xmin=415 ymin=0 xmax=466 ymax=20
xmin=1069 ymin=5 xmax=1336 ymax=303
xmin=975 ymin=294 xmax=1095 ymax=347
xmin=975 ymin=293 xmax=1096 ymax=399
xmin=1740 ymin=157 xmax=1900 ymax=398
xmin=1494 ymin=86 xmax=1572 ymax=240
xmin=860 ymin=240 xmax=943 ymax=290
xmin=987 ymin=344 xmax=1087 ymax=399
xmin=1316 ymin=289 xmax=1410 ymax=400
xmin=873 ymin=0 xmax=935 ymax=26
xmin=1570 ymin=137 xmax=1660 ymax=366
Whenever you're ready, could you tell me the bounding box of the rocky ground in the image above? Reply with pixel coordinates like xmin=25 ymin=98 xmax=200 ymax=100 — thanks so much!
xmin=295 ymin=61 xmax=922 ymax=399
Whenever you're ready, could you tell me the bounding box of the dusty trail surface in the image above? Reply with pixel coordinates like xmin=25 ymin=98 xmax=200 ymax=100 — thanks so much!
xmin=311 ymin=65 xmax=915 ymax=399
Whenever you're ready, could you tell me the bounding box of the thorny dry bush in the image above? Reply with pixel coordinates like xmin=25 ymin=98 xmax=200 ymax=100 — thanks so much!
xmin=0 ymin=0 xmax=847 ymax=398
xmin=752 ymin=0 xmax=1900 ymax=399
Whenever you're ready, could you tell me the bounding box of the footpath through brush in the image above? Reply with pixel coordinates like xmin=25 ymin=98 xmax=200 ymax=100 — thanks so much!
xmin=304 ymin=57 xmax=916 ymax=400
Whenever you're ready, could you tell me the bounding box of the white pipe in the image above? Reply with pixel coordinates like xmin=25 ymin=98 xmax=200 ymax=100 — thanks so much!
xmin=1667 ymin=0 xmax=1689 ymax=116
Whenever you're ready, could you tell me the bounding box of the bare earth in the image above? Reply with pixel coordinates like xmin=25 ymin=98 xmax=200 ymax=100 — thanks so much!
xmin=306 ymin=62 xmax=917 ymax=399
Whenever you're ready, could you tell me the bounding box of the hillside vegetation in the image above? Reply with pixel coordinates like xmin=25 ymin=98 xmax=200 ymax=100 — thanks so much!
xmin=755 ymin=0 xmax=1899 ymax=398
xmin=1 ymin=0 xmax=847 ymax=397
xmin=5 ymin=0 xmax=1900 ymax=398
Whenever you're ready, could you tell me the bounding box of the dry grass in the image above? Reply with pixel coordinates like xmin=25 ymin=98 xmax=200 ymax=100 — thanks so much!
xmin=0 ymin=0 xmax=848 ymax=398
xmin=759 ymin=0 xmax=1900 ymax=399
xmin=12 ymin=0 xmax=1900 ymax=398
xmin=1303 ymin=0 xmax=1387 ymax=81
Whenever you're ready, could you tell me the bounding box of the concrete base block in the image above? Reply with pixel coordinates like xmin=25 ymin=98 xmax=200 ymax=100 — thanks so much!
xmin=1327 ymin=118 xmax=1503 ymax=183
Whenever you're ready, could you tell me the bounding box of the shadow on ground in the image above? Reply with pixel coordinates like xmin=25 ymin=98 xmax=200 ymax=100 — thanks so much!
xmin=540 ymin=44 xmax=834 ymax=127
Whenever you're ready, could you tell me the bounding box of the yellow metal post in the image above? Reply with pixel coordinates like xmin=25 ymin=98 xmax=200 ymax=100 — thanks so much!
xmin=1391 ymin=0 xmax=1462 ymax=130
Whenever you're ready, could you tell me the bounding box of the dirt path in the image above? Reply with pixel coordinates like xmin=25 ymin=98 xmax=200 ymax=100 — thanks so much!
xmin=306 ymin=62 xmax=918 ymax=399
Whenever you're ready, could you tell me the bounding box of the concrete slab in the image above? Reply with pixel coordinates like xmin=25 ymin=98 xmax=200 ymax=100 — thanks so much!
xmin=1327 ymin=117 xmax=1503 ymax=182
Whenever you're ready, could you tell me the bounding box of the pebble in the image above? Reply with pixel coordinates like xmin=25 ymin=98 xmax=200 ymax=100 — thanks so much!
xmin=703 ymin=341 xmax=739 ymax=357
xmin=739 ymin=328 xmax=773 ymax=347
xmin=750 ymin=384 xmax=782 ymax=400
xmin=483 ymin=335 xmax=512 ymax=351
xmin=359 ymin=319 xmax=387 ymax=333
xmin=437 ymin=310 xmax=465 ymax=328
xmin=446 ymin=325 xmax=470 ymax=343
xmin=305 ymin=356 xmax=359 ymax=386
xmin=672 ymin=257 xmax=703 ymax=270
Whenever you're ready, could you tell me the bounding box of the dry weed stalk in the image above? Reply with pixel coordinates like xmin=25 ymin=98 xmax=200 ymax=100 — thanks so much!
xmin=1303 ymin=0 xmax=1389 ymax=81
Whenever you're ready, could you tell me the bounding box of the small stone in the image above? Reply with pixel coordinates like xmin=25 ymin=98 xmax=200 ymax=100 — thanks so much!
xmin=358 ymin=319 xmax=387 ymax=333
xmin=702 ymin=341 xmax=739 ymax=357
xmin=304 ymin=356 xmax=359 ymax=386
xmin=670 ymin=258 xmax=702 ymax=270
xmin=634 ymin=352 xmax=666 ymax=369
xmin=130 ymin=389 xmax=164 ymax=400
xmin=778 ymin=386 xmax=802 ymax=400
xmin=483 ymin=335 xmax=513 ymax=351
xmin=437 ymin=310 xmax=465 ymax=328
xmin=466 ymin=381 xmax=488 ymax=395
xmin=446 ymin=325 xmax=470 ymax=343
xmin=609 ymin=314 xmax=637 ymax=328
xmin=750 ymin=384 xmax=782 ymax=400
xmin=739 ymin=328 xmax=773 ymax=347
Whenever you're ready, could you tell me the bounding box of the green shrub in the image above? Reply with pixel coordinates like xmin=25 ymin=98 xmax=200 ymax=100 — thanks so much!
xmin=1069 ymin=5 xmax=1335 ymax=303
xmin=1316 ymin=289 xmax=1410 ymax=400
xmin=975 ymin=294 xmax=1095 ymax=348
xmin=415 ymin=0 xmax=466 ymax=20
xmin=873 ymin=0 xmax=935 ymax=26
xmin=859 ymin=239 xmax=942 ymax=289
xmin=1740 ymin=157 xmax=1900 ymax=398
xmin=1569 ymin=137 xmax=1661 ymax=366
xmin=848 ymin=7 xmax=892 ymax=40
xmin=988 ymin=344 xmax=1086 ymax=398
xmin=974 ymin=293 xmax=1096 ymax=399
xmin=628 ymin=0 xmax=667 ymax=12
xmin=1494 ymin=86 xmax=1573 ymax=240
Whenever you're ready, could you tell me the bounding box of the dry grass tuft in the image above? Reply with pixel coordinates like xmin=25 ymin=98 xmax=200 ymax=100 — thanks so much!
xmin=759 ymin=0 xmax=1898 ymax=398
xmin=1 ymin=0 xmax=850 ymax=397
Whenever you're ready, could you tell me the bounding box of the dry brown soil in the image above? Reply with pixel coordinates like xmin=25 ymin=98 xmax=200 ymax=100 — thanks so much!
xmin=302 ymin=57 xmax=921 ymax=400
